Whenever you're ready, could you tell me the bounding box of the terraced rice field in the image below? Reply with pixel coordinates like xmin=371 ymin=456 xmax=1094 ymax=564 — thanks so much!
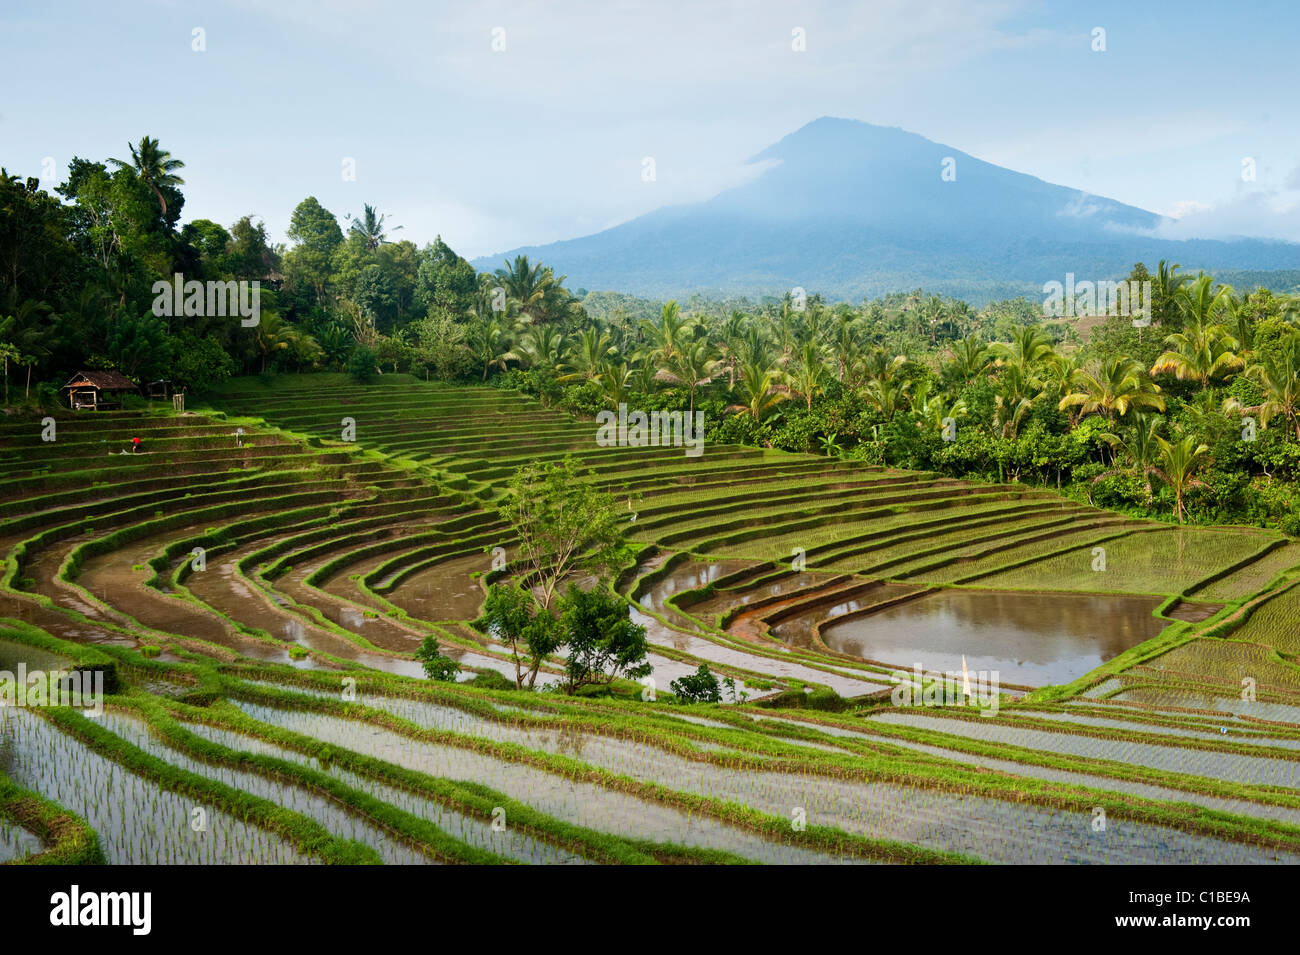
xmin=2 ymin=374 xmax=1298 ymax=865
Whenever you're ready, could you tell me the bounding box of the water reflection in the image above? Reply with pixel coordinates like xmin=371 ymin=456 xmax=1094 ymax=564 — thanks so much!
xmin=820 ymin=589 xmax=1167 ymax=686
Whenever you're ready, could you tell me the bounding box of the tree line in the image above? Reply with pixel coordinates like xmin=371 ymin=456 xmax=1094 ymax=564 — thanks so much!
xmin=4 ymin=136 xmax=1300 ymax=529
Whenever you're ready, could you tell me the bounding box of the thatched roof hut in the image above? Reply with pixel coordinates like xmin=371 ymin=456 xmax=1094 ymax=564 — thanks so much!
xmin=61 ymin=370 xmax=138 ymax=410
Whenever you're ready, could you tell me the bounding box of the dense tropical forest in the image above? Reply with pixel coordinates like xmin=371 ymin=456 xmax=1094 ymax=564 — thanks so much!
xmin=4 ymin=137 xmax=1300 ymax=532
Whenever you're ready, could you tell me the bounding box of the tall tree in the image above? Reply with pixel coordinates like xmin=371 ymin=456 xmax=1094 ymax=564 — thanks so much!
xmin=107 ymin=136 xmax=185 ymax=217
xmin=1150 ymin=276 xmax=1244 ymax=389
xmin=347 ymin=203 xmax=401 ymax=251
xmin=284 ymin=197 xmax=344 ymax=306
xmin=1149 ymin=435 xmax=1210 ymax=524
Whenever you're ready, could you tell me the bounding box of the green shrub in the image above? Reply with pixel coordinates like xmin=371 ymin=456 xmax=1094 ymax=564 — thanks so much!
xmin=414 ymin=636 xmax=461 ymax=682
xmin=670 ymin=664 xmax=721 ymax=704
xmin=348 ymin=346 xmax=378 ymax=384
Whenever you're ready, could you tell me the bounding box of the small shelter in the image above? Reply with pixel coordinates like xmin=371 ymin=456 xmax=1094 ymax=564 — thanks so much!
xmin=61 ymin=370 xmax=138 ymax=410
xmin=147 ymin=379 xmax=173 ymax=400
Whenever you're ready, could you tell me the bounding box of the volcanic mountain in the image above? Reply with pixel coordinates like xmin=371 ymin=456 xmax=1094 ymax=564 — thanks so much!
xmin=472 ymin=117 xmax=1299 ymax=304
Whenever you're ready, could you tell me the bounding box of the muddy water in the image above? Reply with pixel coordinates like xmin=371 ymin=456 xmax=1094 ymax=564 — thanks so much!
xmin=685 ymin=570 xmax=833 ymax=621
xmin=19 ymin=521 xmax=300 ymax=665
xmin=0 ymin=638 xmax=68 ymax=673
xmin=768 ymin=581 xmax=913 ymax=648
xmin=867 ymin=708 xmax=1300 ymax=789
xmin=634 ymin=558 xmax=887 ymax=697
xmin=1166 ymin=600 xmax=1223 ymax=623
xmin=388 ymin=552 xmax=495 ymax=621
xmin=820 ymin=589 xmax=1167 ymax=686
xmin=184 ymin=534 xmax=529 ymax=682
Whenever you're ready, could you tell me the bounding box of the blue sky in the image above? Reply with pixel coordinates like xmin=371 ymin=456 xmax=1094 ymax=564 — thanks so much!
xmin=3 ymin=0 xmax=1298 ymax=260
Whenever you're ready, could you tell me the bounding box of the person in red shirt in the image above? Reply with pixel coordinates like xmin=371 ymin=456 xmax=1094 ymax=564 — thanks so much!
xmin=131 ymin=436 xmax=141 ymax=454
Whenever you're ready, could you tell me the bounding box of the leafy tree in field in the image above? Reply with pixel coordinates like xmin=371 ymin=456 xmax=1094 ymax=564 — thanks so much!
xmin=497 ymin=457 xmax=628 ymax=611
xmin=414 ymin=636 xmax=461 ymax=682
xmin=409 ymin=310 xmax=471 ymax=380
xmin=670 ymin=664 xmax=722 ymax=704
xmin=556 ymin=583 xmax=650 ymax=694
xmin=227 ymin=215 xmax=281 ymax=279
xmin=482 ymin=579 xmax=562 ymax=690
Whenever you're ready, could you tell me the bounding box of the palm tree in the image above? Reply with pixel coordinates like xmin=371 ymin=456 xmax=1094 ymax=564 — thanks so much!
xmin=0 ymin=299 xmax=51 ymax=399
xmin=788 ymin=340 xmax=830 ymax=410
xmin=495 ymin=255 xmax=553 ymax=323
xmin=468 ymin=317 xmax=517 ymax=381
xmin=1040 ymin=353 xmax=1079 ymax=410
xmin=253 ymin=313 xmax=295 ymax=372
xmin=558 ymin=327 xmax=615 ymax=383
xmin=859 ymin=347 xmax=909 ymax=387
xmin=1100 ymin=413 xmax=1164 ymax=472
xmin=597 ymin=359 xmax=633 ymax=408
xmin=717 ymin=311 xmax=750 ymax=388
xmin=1152 ymin=259 xmax=1193 ymax=328
xmin=992 ymin=326 xmax=1056 ymax=376
xmin=1058 ymin=356 xmax=1166 ymax=423
xmin=911 ymin=379 xmax=968 ymax=434
xmin=830 ymin=311 xmax=867 ymax=384
xmin=639 ymin=301 xmax=694 ymax=366
xmin=943 ymin=334 xmax=992 ymax=386
xmin=993 ymin=364 xmax=1038 ymax=439
xmin=863 ymin=376 xmax=912 ymax=422
xmin=729 ymin=354 xmax=789 ymax=424
xmin=517 ymin=324 xmax=567 ymax=374
xmin=348 ymin=204 xmax=402 ymax=251
xmin=627 ymin=355 xmax=659 ymax=396
xmin=657 ymin=338 xmax=721 ymax=415
xmin=1149 ymin=435 xmax=1210 ymax=524
xmin=1151 ymin=276 xmax=1244 ymax=388
xmin=315 ymin=321 xmax=352 ymax=371
xmin=108 ymin=136 xmax=185 ymax=216
xmin=1237 ymin=329 xmax=1300 ymax=439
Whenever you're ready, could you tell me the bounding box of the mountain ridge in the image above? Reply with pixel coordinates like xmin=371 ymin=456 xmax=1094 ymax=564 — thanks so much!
xmin=471 ymin=117 xmax=1298 ymax=304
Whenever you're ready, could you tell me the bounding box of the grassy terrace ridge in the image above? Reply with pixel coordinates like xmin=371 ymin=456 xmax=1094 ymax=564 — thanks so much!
xmin=0 ymin=374 xmax=1297 ymax=864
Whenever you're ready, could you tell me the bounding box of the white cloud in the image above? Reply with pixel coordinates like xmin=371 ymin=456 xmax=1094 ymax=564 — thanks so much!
xmin=1152 ymin=188 xmax=1300 ymax=242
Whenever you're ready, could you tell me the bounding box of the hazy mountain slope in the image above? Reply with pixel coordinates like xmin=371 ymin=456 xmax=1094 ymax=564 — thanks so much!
xmin=472 ymin=117 xmax=1298 ymax=304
